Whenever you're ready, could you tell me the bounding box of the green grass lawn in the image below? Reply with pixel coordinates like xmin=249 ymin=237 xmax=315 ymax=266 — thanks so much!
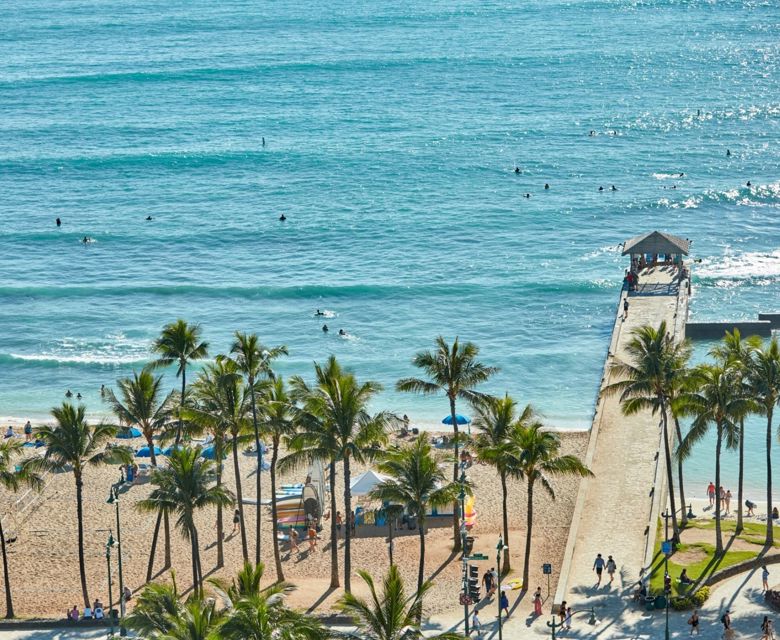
xmin=648 ymin=519 xmax=760 ymax=595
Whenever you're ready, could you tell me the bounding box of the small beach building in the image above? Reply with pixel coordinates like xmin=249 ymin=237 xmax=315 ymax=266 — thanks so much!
xmin=622 ymin=230 xmax=690 ymax=267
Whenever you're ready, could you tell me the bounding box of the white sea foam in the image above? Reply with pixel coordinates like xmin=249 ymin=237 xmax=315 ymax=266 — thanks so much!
xmin=698 ymin=249 xmax=780 ymax=280
xmin=8 ymin=333 xmax=149 ymax=366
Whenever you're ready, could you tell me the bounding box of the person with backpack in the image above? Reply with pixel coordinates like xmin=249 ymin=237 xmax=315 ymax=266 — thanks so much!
xmin=720 ymin=610 xmax=732 ymax=638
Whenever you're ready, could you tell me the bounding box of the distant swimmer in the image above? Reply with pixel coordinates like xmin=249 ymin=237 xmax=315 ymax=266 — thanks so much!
xmin=65 ymin=390 xmax=73 ymax=398
xmin=262 ymin=137 xmax=266 ymax=147
xmin=82 ymin=236 xmax=91 ymax=244
xmin=524 ymin=193 xmax=531 ymax=198
xmin=315 ymin=309 xmax=326 ymax=316
xmin=322 ymin=324 xmax=328 ymax=333
xmin=611 ymin=185 xmax=618 ymax=191
xmin=747 ymin=181 xmax=752 ymax=187
xmin=145 ymin=216 xmax=153 ymax=221
xmin=599 ymin=186 xmax=604 ymax=192
xmin=514 ymin=166 xmax=520 ymax=174
xmin=56 ymin=217 xmax=61 ymax=227
xmin=76 ymin=393 xmax=82 ymax=400
xmin=589 ymin=130 xmax=596 ymax=136
xmin=339 ymin=329 xmax=346 ymax=336
xmin=544 ymin=183 xmax=550 ymax=190
xmin=679 ymin=173 xmax=685 ymax=177
xmin=697 ymin=109 xmax=701 ymax=117
xmin=726 ymin=149 xmax=731 ymax=157
xmin=279 ymin=214 xmax=286 ymax=221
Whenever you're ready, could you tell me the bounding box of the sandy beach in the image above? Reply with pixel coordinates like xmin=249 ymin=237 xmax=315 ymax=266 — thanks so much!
xmin=0 ymin=422 xmax=588 ymax=619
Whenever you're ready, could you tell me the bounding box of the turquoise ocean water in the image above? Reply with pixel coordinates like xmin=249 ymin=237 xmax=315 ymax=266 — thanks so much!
xmin=1 ymin=0 xmax=779 ymax=494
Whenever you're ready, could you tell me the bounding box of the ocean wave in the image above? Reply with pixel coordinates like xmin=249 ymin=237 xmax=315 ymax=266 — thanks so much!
xmin=2 ymin=333 xmax=149 ymax=367
xmin=651 ymin=181 xmax=780 ymax=211
xmin=695 ymin=249 xmax=780 ymax=285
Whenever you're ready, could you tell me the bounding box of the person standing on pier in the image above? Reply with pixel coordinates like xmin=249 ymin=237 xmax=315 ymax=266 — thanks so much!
xmin=623 ymin=298 xmax=629 ymax=320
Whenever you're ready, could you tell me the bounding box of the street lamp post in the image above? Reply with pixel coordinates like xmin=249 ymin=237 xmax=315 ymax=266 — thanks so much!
xmin=107 ymin=483 xmax=126 ymax=636
xmin=496 ymin=535 xmax=507 ymax=640
xmin=459 ymin=463 xmax=469 ymax=636
xmin=106 ymin=532 xmax=115 ymax=638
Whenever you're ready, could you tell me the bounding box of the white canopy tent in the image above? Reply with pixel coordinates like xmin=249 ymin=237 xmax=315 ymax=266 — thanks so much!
xmin=349 ymin=469 xmax=390 ymax=497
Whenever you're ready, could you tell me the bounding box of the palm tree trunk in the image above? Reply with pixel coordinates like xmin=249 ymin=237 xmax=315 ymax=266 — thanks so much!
xmin=388 ymin=517 xmax=394 ymax=567
xmin=417 ymin=517 xmax=426 ymax=598
xmin=190 ymin=529 xmax=199 ymax=593
xmin=176 ymin=366 xmax=186 ymax=446
xmin=661 ymin=409 xmax=680 ymax=542
xmin=232 ymin=434 xmax=249 ymax=562
xmin=522 ymin=478 xmax=534 ymax=591
xmin=449 ymin=396 xmax=462 ymax=552
xmin=75 ymin=473 xmax=90 ymax=607
xmin=146 ymin=511 xmax=162 ymax=581
xmin=148 ymin=434 xmax=157 ymax=468
xmin=500 ymin=470 xmax=510 ymax=571
xmin=194 ymin=528 xmax=204 ymax=592
xmin=767 ymin=409 xmax=774 ymax=547
xmin=736 ymin=418 xmax=745 ymax=534
xmin=250 ymin=380 xmax=263 ymax=565
xmin=715 ymin=425 xmax=723 ymax=555
xmin=216 ymin=451 xmax=224 ymax=569
xmin=328 ymin=459 xmax=339 ymax=589
xmin=163 ymin=512 xmax=171 ymax=569
xmin=343 ymin=454 xmax=352 ymax=593
xmin=270 ymin=437 xmax=284 ymax=582
xmin=0 ymin=517 xmax=14 ymax=618
xmin=673 ymin=416 xmax=688 ymax=529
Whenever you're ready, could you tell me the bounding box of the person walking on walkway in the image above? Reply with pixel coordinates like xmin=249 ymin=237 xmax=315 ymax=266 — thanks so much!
xmin=558 ymin=601 xmax=567 ymax=626
xmin=499 ymin=591 xmax=510 ymax=619
xmin=725 ymin=489 xmax=732 ymax=514
xmin=720 ymin=609 xmax=732 ymax=639
xmin=593 ymin=553 xmax=606 ymax=585
xmin=606 ymin=555 xmax=617 ymax=584
xmin=532 ymin=587 xmax=543 ymax=616
xmin=688 ymin=609 xmax=700 ymax=635
xmin=471 ymin=611 xmax=483 ymax=638
xmin=762 ymin=615 xmax=774 ymax=640
xmin=623 ymin=299 xmax=629 ymax=320
xmin=764 ymin=565 xmax=770 ymax=592
xmin=708 ymin=482 xmax=716 ymax=508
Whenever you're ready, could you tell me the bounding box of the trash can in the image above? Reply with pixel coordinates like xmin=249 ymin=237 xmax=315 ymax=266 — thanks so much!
xmin=654 ymin=595 xmax=667 ymax=610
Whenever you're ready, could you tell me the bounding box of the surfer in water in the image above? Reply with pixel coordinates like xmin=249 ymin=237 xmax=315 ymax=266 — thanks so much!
xmin=279 ymin=214 xmax=286 ymax=222
xmin=315 ymin=309 xmax=325 ymax=316
xmin=56 ymin=217 xmax=61 ymax=227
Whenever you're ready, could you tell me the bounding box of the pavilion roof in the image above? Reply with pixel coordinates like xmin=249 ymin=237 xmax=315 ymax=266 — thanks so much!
xmin=621 ymin=231 xmax=690 ymax=256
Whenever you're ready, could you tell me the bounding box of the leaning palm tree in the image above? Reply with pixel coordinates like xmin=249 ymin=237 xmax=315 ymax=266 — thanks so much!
xmin=678 ymin=365 xmax=746 ymax=554
xmin=37 ymin=404 xmax=132 ymax=607
xmin=150 ymin=319 xmax=209 ymax=445
xmin=748 ymin=337 xmax=780 ymax=546
xmin=123 ymin=578 xmax=183 ymax=637
xmin=0 ymin=441 xmax=44 ymax=618
xmin=289 ymin=356 xmax=392 ymax=592
xmin=228 ymin=332 xmax=288 ymax=565
xmin=185 ymin=360 xmax=251 ymax=565
xmin=370 ymin=435 xmax=460 ymax=596
xmin=103 ymin=366 xmax=177 ymax=577
xmin=397 ymin=337 xmax=497 ymax=551
xmin=138 ymin=446 xmax=234 ymax=592
xmin=472 ymin=394 xmax=534 ymax=572
xmin=605 ymin=321 xmax=691 ymax=543
xmin=711 ymin=329 xmax=761 ymax=534
xmin=338 ymin=564 xmax=464 ymax=640
xmin=510 ymin=421 xmax=591 ymax=591
xmin=259 ymin=377 xmax=298 ymax=582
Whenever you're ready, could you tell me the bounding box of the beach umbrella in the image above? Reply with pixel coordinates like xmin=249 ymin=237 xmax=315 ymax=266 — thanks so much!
xmin=441 ymin=414 xmax=471 ymax=425
xmin=117 ymin=427 xmax=142 ymax=439
xmin=162 ymin=444 xmax=183 ymax=456
xmin=136 ymin=445 xmax=162 ymax=458
xmin=200 ymin=445 xmax=226 ymax=460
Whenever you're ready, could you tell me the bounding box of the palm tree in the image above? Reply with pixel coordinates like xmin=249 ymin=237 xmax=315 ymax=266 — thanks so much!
xmin=338 ymin=564 xmax=464 ymax=640
xmin=678 ymin=365 xmax=746 ymax=554
xmin=290 ymin=356 xmax=391 ymax=592
xmin=228 ymin=332 xmax=288 ymax=565
xmin=103 ymin=366 xmax=177 ymax=577
xmin=711 ymin=330 xmax=761 ymax=534
xmin=370 ymin=435 xmax=460 ymax=596
xmin=0 ymin=441 xmax=44 ymax=618
xmin=123 ymin=578 xmax=183 ymax=637
xmin=605 ymin=321 xmax=691 ymax=543
xmin=151 ymin=319 xmax=209 ymax=444
xmin=138 ymin=446 xmax=234 ymax=592
xmin=37 ymin=404 xmax=132 ymax=607
xmin=186 ymin=360 xmax=251 ymax=565
xmin=150 ymin=598 xmax=223 ymax=640
xmin=259 ymin=377 xmax=298 ymax=582
xmin=748 ymin=337 xmax=780 ymax=546
xmin=472 ymin=395 xmax=534 ymax=571
xmin=510 ymin=422 xmax=591 ymax=591
xmin=397 ymin=337 xmax=498 ymax=551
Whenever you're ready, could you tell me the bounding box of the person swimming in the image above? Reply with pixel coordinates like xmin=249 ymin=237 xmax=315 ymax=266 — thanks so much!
xmin=339 ymin=329 xmax=346 ymax=336
xmin=678 ymin=172 xmax=685 ymax=177
xmin=322 ymin=324 xmax=328 ymax=333
xmin=544 ymin=183 xmax=549 ymax=190
xmin=315 ymin=309 xmax=325 ymax=316
xmin=611 ymin=185 xmax=618 ymax=191
xmin=747 ymin=181 xmax=752 ymax=187
xmin=82 ymin=236 xmax=91 ymax=244
xmin=589 ymin=130 xmax=595 ymax=136
xmin=262 ymin=137 xmax=266 ymax=147
xmin=514 ymin=166 xmax=520 ymax=174
xmin=145 ymin=216 xmax=152 ymax=221
xmin=65 ymin=390 xmax=73 ymax=398
xmin=726 ymin=149 xmax=731 ymax=157
xmin=56 ymin=217 xmax=61 ymax=227
xmin=279 ymin=214 xmax=286 ymax=221
xmin=524 ymin=193 xmax=531 ymax=198
xmin=599 ymin=186 xmax=604 ymax=191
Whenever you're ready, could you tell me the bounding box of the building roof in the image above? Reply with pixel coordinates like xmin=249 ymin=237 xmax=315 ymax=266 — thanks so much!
xmin=621 ymin=231 xmax=690 ymax=256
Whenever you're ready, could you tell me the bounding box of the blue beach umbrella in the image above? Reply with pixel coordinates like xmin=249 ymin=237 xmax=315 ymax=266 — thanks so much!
xmin=136 ymin=445 xmax=162 ymax=458
xmin=441 ymin=414 xmax=471 ymax=426
xmin=200 ymin=445 xmax=226 ymax=460
xmin=162 ymin=444 xmax=182 ymax=456
xmin=117 ymin=427 xmax=142 ymax=439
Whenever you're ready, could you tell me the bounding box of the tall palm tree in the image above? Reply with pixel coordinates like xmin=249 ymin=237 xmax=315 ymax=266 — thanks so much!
xmin=605 ymin=321 xmax=691 ymax=543
xmin=0 ymin=441 xmax=44 ymax=618
xmin=138 ymin=446 xmax=234 ymax=592
xmin=397 ymin=337 xmax=498 ymax=551
xmin=259 ymin=377 xmax=298 ymax=582
xmin=228 ymin=332 xmax=288 ymax=565
xmin=510 ymin=422 xmax=591 ymax=591
xmin=37 ymin=404 xmax=132 ymax=607
xmin=678 ymin=365 xmax=746 ymax=554
xmin=103 ymin=366 xmax=177 ymax=576
xmin=151 ymin=319 xmax=209 ymax=445
xmin=711 ymin=330 xmax=761 ymax=534
xmin=370 ymin=435 xmax=460 ymax=596
xmin=748 ymin=337 xmax=780 ymax=546
xmin=186 ymin=360 xmax=251 ymax=565
xmin=290 ymin=356 xmax=391 ymax=592
xmin=472 ymin=395 xmax=534 ymax=572
xmin=338 ymin=564 xmax=464 ymax=640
